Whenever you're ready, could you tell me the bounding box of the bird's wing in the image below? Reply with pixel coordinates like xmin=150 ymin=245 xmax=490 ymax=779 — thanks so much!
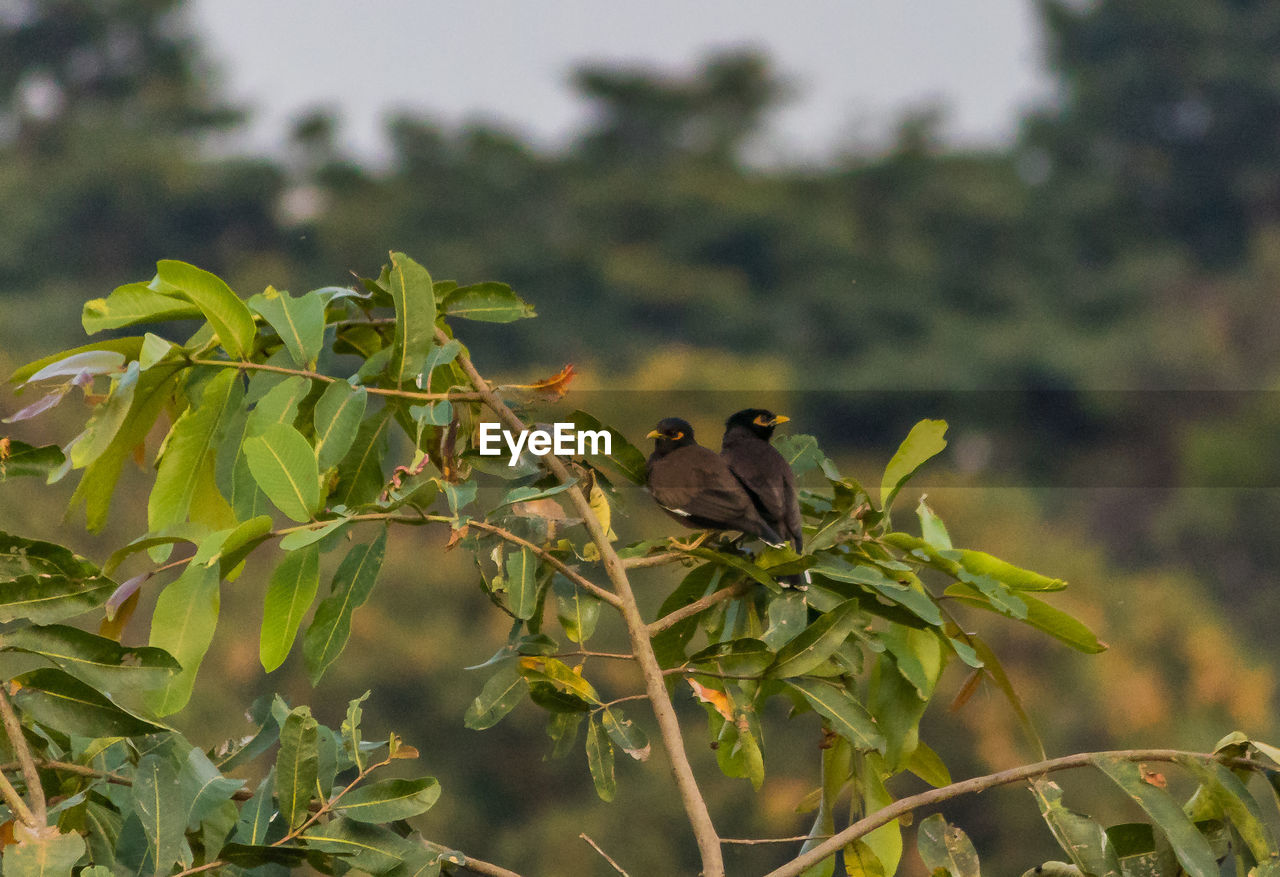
xmin=723 ymin=442 xmax=803 ymax=548
xmin=649 ymin=446 xmax=769 ymax=532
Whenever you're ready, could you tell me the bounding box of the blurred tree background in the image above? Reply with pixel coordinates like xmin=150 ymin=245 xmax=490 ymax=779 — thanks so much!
xmin=3 ymin=0 xmax=1279 ymax=873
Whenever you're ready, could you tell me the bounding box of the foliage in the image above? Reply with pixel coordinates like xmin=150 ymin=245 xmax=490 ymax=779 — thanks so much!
xmin=1 ymin=257 xmax=1277 ymax=876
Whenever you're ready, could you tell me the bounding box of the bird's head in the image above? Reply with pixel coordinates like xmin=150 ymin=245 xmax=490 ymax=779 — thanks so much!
xmin=646 ymin=417 xmax=696 ymax=454
xmin=725 ymin=408 xmax=790 ymax=440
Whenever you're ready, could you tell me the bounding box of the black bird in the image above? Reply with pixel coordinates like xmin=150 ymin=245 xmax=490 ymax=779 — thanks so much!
xmin=720 ymin=409 xmax=803 ymax=552
xmin=646 ymin=417 xmax=784 ymax=545
xmin=721 ymin=409 xmax=809 ymax=585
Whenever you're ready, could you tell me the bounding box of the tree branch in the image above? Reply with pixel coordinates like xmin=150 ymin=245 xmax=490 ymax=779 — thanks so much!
xmin=579 ymin=833 xmax=630 ymax=876
xmin=647 ymin=582 xmax=748 ymax=635
xmin=453 ymin=855 xmax=526 ymax=877
xmin=762 ymin=748 xmax=1264 ymax=877
xmin=621 ymin=551 xmax=688 ymax=570
xmin=0 ymin=686 xmax=44 ymax=825
xmin=187 ymin=357 xmax=485 ymax=402
xmin=440 ymin=327 xmax=726 ymax=877
xmin=434 ymin=517 xmax=623 ymax=608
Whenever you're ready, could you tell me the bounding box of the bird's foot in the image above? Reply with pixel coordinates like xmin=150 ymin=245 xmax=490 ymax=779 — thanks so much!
xmin=669 ymin=532 xmax=711 ymax=553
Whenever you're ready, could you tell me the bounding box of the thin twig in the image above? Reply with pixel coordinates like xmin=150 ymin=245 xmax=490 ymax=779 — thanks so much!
xmin=436 ymin=517 xmax=623 ymax=608
xmin=620 ymin=551 xmax=688 ymax=570
xmin=762 ymin=749 xmax=1267 ymax=877
xmin=187 ymin=357 xmax=485 ymax=402
xmin=170 ymin=861 xmax=225 ymax=877
xmin=453 ymin=855 xmax=526 ymax=877
xmin=557 ymin=650 xmax=636 ymax=662
xmin=647 ymin=582 xmax=748 ymax=636
xmin=579 ymin=833 xmax=630 ymax=876
xmin=0 ymin=768 xmax=33 ymax=826
xmin=722 ymin=834 xmax=828 ymax=845
xmin=0 ymin=687 xmax=44 ymax=825
xmin=598 ymin=695 xmax=650 ymax=710
xmin=442 ymin=327 xmax=725 ymax=876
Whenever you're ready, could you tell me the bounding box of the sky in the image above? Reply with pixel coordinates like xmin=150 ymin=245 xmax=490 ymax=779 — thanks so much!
xmin=189 ymin=0 xmax=1053 ymax=164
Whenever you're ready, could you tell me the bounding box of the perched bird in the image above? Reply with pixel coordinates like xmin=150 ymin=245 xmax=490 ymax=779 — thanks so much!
xmin=646 ymin=417 xmax=784 ymax=545
xmin=721 ymin=409 xmax=809 ymax=586
xmin=720 ymin=409 xmax=802 ymax=551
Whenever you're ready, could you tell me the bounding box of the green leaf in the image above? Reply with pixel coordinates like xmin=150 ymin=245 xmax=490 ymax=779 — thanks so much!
xmin=916 ymin=497 xmax=952 ymax=549
xmin=685 ymin=545 xmax=780 ymax=591
xmin=0 ymin=532 xmax=115 ymax=622
xmin=957 ymin=549 xmax=1067 ymax=591
xmin=1092 ymin=755 xmax=1219 ymax=877
xmin=569 ymin=411 xmax=647 ymax=484
xmin=244 ymin=422 xmax=322 ymax=522
xmin=245 ymin=374 xmax=310 ymax=435
xmin=72 ymin=364 xmax=185 ymax=532
xmin=1 ymin=624 xmax=179 ymax=690
xmin=505 ymin=546 xmax=539 ymax=620
xmin=333 ymin=407 xmax=392 ymax=507
xmin=337 ymin=777 xmax=442 ymax=823
xmin=178 ymin=745 xmax=245 ymax=832
xmin=3 ymin=825 xmax=87 ymax=877
xmin=302 ymin=529 xmax=388 ymax=684
xmin=956 ymin=570 xmax=1027 ymax=619
xmin=441 ymin=281 xmax=536 ymax=322
xmin=905 ymin=740 xmax=952 ymax=787
xmin=13 ymin=667 xmax=165 ymax=738
xmin=232 ymin=771 xmax=276 ymax=845
xmin=279 ymin=516 xmax=351 ymax=551
xmin=689 ymin=638 xmax=776 ymax=677
xmin=843 ymin=839 xmax=886 ymax=877
xmin=1030 ymin=778 xmax=1122 ymax=877
xmin=146 ymin=561 xmax=220 ymax=716
xmin=342 ymin=691 xmax=370 ymax=770
xmin=276 ymin=706 xmax=320 ymax=830
xmin=154 ymin=260 xmax=256 ymax=360
xmin=388 ymin=252 xmax=436 ymax=387
xmin=493 ymin=480 xmax=575 ymax=510
xmin=148 ymin=369 xmax=240 ymax=532
xmin=138 ymin=333 xmax=174 ymax=370
xmin=299 ymin=818 xmax=415 ymax=874
xmin=860 ymin=754 xmax=903 ymax=875
xmin=945 ymin=584 xmax=1106 ymax=653
xmin=601 ymin=707 xmax=650 ymax=761
xmin=917 ymin=813 xmax=980 ymax=877
xmin=1177 ymin=755 xmax=1277 ymax=863
xmin=101 ymin=524 xmax=207 ymax=577
xmin=314 ymin=381 xmax=368 ymax=471
xmin=82 ymin=281 xmax=203 ymax=334
xmin=464 ymin=661 xmax=528 ymax=730
xmin=215 ymin=514 xmax=275 ymax=575
xmin=880 ymin=419 xmax=948 ymax=510
xmin=260 ymin=543 xmax=321 ymax=672
xmin=810 ymin=560 xmax=943 ymax=626
xmin=0 ymin=441 xmax=65 ymax=481
xmin=786 ymin=677 xmax=884 ymax=751
xmin=250 ymin=287 xmax=325 ymax=369
xmin=586 ymin=713 xmax=616 ymax=802
xmin=68 ymin=361 xmax=138 ymax=469
xmin=768 ymin=599 xmax=863 ymax=678
xmin=553 ymin=575 xmax=601 ymax=644
xmin=760 ymin=590 xmax=813 ymax=651
xmin=772 ymin=433 xmax=838 ymax=479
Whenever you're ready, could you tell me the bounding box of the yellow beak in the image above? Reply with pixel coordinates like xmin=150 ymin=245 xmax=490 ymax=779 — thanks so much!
xmin=771 ymin=415 xmax=790 ymax=425
xmin=646 ymin=429 xmax=663 ymax=439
